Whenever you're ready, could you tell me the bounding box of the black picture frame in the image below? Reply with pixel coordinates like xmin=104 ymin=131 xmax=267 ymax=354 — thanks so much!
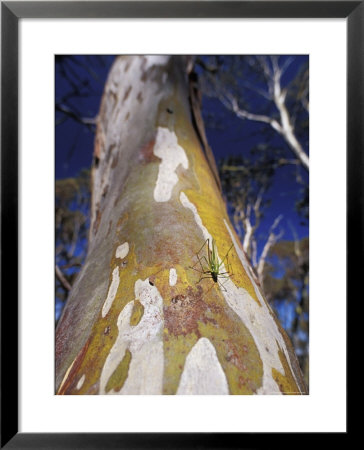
xmin=1 ymin=1 xmax=356 ymax=447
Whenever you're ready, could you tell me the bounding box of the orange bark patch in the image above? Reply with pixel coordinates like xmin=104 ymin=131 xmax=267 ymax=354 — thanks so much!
xmin=164 ymin=286 xmax=206 ymax=337
xmin=116 ymin=213 xmax=128 ymax=233
xmin=94 ymin=134 xmax=103 ymax=160
xmin=93 ymin=117 xmax=106 ymax=160
xmin=111 ymin=154 xmax=119 ymax=168
xmin=102 ymin=184 xmax=109 ymax=200
xmin=225 ymin=341 xmax=248 ymax=372
xmin=139 ymin=138 xmax=157 ymax=164
xmin=93 ymin=209 xmax=102 ymax=235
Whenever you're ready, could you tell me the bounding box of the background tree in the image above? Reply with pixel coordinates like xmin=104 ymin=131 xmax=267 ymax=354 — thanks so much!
xmin=198 ymin=55 xmax=309 ymax=170
xmin=263 ymin=235 xmax=309 ymax=383
xmin=55 ymin=55 xmax=307 ymax=395
xmin=219 ymin=150 xmax=284 ymax=286
xmin=55 ymin=169 xmax=90 ymax=321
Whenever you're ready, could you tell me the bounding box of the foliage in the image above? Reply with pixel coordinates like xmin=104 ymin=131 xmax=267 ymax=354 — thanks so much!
xmin=55 ymin=169 xmax=90 ymax=321
xmin=219 ymin=149 xmax=276 ymax=253
xmin=263 ymin=237 xmax=309 ymax=385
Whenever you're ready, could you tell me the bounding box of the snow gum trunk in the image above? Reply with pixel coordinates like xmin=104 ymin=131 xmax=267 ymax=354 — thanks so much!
xmin=55 ymin=56 xmax=307 ymax=395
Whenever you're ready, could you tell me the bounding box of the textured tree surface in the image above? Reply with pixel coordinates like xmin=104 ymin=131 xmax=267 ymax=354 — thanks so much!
xmin=55 ymin=56 xmax=307 ymax=395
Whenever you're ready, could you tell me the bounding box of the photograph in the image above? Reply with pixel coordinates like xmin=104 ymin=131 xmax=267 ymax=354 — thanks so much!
xmin=55 ymin=54 xmax=309 ymax=395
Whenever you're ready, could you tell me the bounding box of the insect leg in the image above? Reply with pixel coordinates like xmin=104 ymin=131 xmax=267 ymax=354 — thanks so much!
xmin=219 ymin=243 xmax=233 ymax=265
xmin=190 ymin=266 xmax=211 ymax=277
xmin=189 ymin=266 xmax=204 ymax=274
xmin=204 ymin=281 xmax=216 ymax=295
xmin=199 ymin=255 xmax=210 ymax=266
xmin=227 ymin=253 xmax=234 ymax=276
xmin=197 ymin=274 xmax=214 ymax=284
xmin=190 ymin=253 xmax=207 ymax=272
xmin=196 ymin=238 xmax=209 ymax=257
xmin=217 ymin=277 xmax=231 ymax=291
xmin=218 ymin=282 xmax=228 ymax=292
xmin=196 ymin=257 xmax=205 ymax=273
xmin=219 ymin=250 xmax=233 ymax=276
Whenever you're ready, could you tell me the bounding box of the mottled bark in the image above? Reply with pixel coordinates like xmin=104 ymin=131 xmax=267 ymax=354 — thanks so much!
xmin=55 ymin=56 xmax=307 ymax=395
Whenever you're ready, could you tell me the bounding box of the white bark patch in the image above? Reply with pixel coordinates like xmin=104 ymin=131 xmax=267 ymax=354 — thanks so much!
xmin=102 ymin=267 xmax=120 ymax=318
xmin=180 ymin=192 xmax=211 ymax=242
xmin=179 ymin=191 xmax=301 ymax=394
xmin=76 ymin=374 xmax=85 ymax=390
xmin=115 ymin=242 xmax=129 ymax=259
xmin=177 ymin=338 xmax=229 ymax=395
xmin=153 ymin=127 xmax=188 ymax=202
xmin=169 ymin=268 xmax=177 ymax=286
xmin=99 ymin=279 xmax=164 ymax=395
xmin=144 ymin=55 xmax=170 ymax=70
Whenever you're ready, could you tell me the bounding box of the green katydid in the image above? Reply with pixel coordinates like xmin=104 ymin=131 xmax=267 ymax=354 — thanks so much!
xmin=190 ymin=238 xmax=233 ymax=291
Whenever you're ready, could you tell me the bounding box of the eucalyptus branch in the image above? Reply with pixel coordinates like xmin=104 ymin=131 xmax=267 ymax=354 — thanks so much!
xmin=257 ymin=214 xmax=284 ymax=286
xmin=56 ymin=103 xmax=96 ymax=128
xmin=55 ymin=264 xmax=72 ymax=292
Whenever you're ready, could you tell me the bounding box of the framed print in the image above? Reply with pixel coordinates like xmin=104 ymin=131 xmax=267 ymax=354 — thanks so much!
xmin=1 ymin=1 xmax=356 ymax=447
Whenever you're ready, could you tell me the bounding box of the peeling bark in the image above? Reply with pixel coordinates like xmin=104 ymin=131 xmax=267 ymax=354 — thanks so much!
xmin=55 ymin=56 xmax=307 ymax=395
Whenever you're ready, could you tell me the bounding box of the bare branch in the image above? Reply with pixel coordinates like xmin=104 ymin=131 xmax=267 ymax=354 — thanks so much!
xmin=276 ymin=158 xmax=301 ymax=167
xmin=251 ymin=238 xmax=258 ymax=269
xmin=257 ymin=214 xmax=284 ymax=285
xmin=280 ymin=56 xmax=294 ymax=76
xmin=270 ymin=59 xmax=309 ymax=170
xmin=55 ymin=264 xmax=72 ymax=292
xmin=220 ymin=164 xmax=250 ymax=173
xmin=194 ymin=57 xmax=219 ymax=74
xmin=289 ymin=221 xmax=302 ymax=261
xmin=227 ymin=94 xmax=283 ymax=133
xmin=213 ymin=56 xmax=309 ymax=171
xmin=56 ymin=103 xmax=96 ymax=128
xmin=241 ymin=80 xmax=271 ymax=100
xmin=253 ymin=187 xmax=265 ymax=219
xmin=67 ymin=217 xmax=81 ymax=260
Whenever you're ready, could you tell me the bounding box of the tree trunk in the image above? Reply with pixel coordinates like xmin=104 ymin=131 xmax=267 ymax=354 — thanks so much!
xmin=55 ymin=56 xmax=307 ymax=395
